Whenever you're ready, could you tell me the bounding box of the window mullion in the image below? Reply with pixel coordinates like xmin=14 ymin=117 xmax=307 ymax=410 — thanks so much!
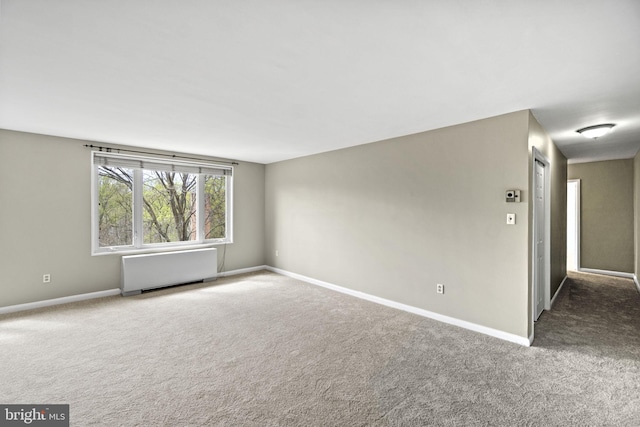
xmin=226 ymin=175 xmax=233 ymax=243
xmin=133 ymin=169 xmax=144 ymax=248
xmin=91 ymin=160 xmax=99 ymax=252
xmin=197 ymin=175 xmax=205 ymax=242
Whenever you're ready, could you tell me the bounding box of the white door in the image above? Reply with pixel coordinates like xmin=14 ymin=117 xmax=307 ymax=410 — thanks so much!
xmin=534 ymin=160 xmax=545 ymax=321
xmin=567 ymin=180 xmax=580 ymax=271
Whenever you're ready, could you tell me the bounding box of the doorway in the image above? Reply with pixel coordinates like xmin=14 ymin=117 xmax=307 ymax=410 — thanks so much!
xmin=534 ymin=160 xmax=546 ymax=321
xmin=532 ymin=147 xmax=550 ymax=324
xmin=567 ymin=180 xmax=580 ymax=271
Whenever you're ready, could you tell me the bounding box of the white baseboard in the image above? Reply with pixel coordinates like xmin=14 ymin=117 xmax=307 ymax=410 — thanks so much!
xmin=634 ymin=275 xmax=640 ymax=294
xmin=0 ymin=265 xmax=270 ymax=315
xmin=550 ymin=275 xmax=569 ymax=308
xmin=0 ymin=289 xmax=121 ymax=315
xmin=579 ymin=268 xmax=634 ymax=279
xmin=265 ymin=266 xmax=531 ymax=347
xmin=217 ymin=265 xmax=269 ymax=278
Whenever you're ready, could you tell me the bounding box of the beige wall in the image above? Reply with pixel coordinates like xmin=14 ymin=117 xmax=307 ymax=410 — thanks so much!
xmin=266 ymin=111 xmax=542 ymax=338
xmin=0 ymin=129 xmax=266 ymax=307
xmin=527 ymin=112 xmax=568 ymax=303
xmin=568 ymin=159 xmax=634 ymax=273
xmin=1 ymin=111 xmax=567 ymax=341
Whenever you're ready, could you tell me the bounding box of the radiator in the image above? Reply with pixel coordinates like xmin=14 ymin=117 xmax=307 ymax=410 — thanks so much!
xmin=121 ymin=248 xmax=217 ymax=296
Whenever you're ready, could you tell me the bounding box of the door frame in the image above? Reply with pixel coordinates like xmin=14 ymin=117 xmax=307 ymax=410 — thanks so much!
xmin=531 ymin=147 xmax=551 ymax=324
xmin=567 ymin=179 xmax=581 ymax=271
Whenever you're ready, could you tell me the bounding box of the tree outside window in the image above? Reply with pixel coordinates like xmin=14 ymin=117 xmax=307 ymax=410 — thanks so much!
xmin=93 ymin=153 xmax=231 ymax=253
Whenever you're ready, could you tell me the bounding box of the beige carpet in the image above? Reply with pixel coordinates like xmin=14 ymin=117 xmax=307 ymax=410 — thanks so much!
xmin=1 ymin=270 xmax=639 ymax=426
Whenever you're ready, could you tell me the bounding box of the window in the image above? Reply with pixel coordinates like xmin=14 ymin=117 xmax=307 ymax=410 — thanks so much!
xmin=92 ymin=152 xmax=232 ymax=254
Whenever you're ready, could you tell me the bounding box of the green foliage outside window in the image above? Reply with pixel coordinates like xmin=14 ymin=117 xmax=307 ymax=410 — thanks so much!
xmin=97 ymin=166 xmax=227 ymax=248
xmin=98 ymin=168 xmax=132 ymax=247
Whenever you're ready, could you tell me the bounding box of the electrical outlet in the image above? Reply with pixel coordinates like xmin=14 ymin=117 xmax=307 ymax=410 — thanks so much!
xmin=506 ymin=213 xmax=516 ymax=225
xmin=436 ymin=283 xmax=444 ymax=294
xmin=43 ymin=274 xmax=51 ymax=283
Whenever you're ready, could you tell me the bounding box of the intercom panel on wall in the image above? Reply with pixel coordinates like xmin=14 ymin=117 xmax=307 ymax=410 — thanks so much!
xmin=505 ymin=190 xmax=520 ymax=203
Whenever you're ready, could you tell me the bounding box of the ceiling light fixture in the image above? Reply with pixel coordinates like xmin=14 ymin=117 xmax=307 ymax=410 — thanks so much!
xmin=576 ymin=123 xmax=615 ymax=139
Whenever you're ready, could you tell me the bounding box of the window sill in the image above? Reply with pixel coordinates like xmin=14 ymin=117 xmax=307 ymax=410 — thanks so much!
xmin=92 ymin=241 xmax=231 ymax=257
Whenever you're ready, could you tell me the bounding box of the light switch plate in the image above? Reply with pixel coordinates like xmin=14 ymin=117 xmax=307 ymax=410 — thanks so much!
xmin=507 ymin=213 xmax=516 ymax=225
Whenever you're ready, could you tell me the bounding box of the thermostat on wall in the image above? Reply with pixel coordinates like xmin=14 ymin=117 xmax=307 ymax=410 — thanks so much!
xmin=506 ymin=190 xmax=520 ymax=203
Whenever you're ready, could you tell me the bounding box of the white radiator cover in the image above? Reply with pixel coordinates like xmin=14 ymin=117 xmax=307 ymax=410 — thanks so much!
xmin=121 ymin=248 xmax=217 ymax=296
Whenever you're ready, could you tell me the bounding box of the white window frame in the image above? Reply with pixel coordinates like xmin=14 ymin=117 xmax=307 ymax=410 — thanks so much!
xmin=91 ymin=152 xmax=233 ymax=255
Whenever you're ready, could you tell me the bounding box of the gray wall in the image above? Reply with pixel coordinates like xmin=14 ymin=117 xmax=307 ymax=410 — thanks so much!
xmin=0 ymin=129 xmax=266 ymax=307
xmin=568 ymin=159 xmax=634 ymax=273
xmin=266 ymin=110 xmax=565 ymax=339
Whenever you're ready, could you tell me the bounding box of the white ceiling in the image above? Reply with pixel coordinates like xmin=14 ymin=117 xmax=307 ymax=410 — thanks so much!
xmin=1 ymin=0 xmax=639 ymax=164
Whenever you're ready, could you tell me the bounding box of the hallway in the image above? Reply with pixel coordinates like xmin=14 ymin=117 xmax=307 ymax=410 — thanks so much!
xmin=535 ymin=271 xmax=640 ymax=360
